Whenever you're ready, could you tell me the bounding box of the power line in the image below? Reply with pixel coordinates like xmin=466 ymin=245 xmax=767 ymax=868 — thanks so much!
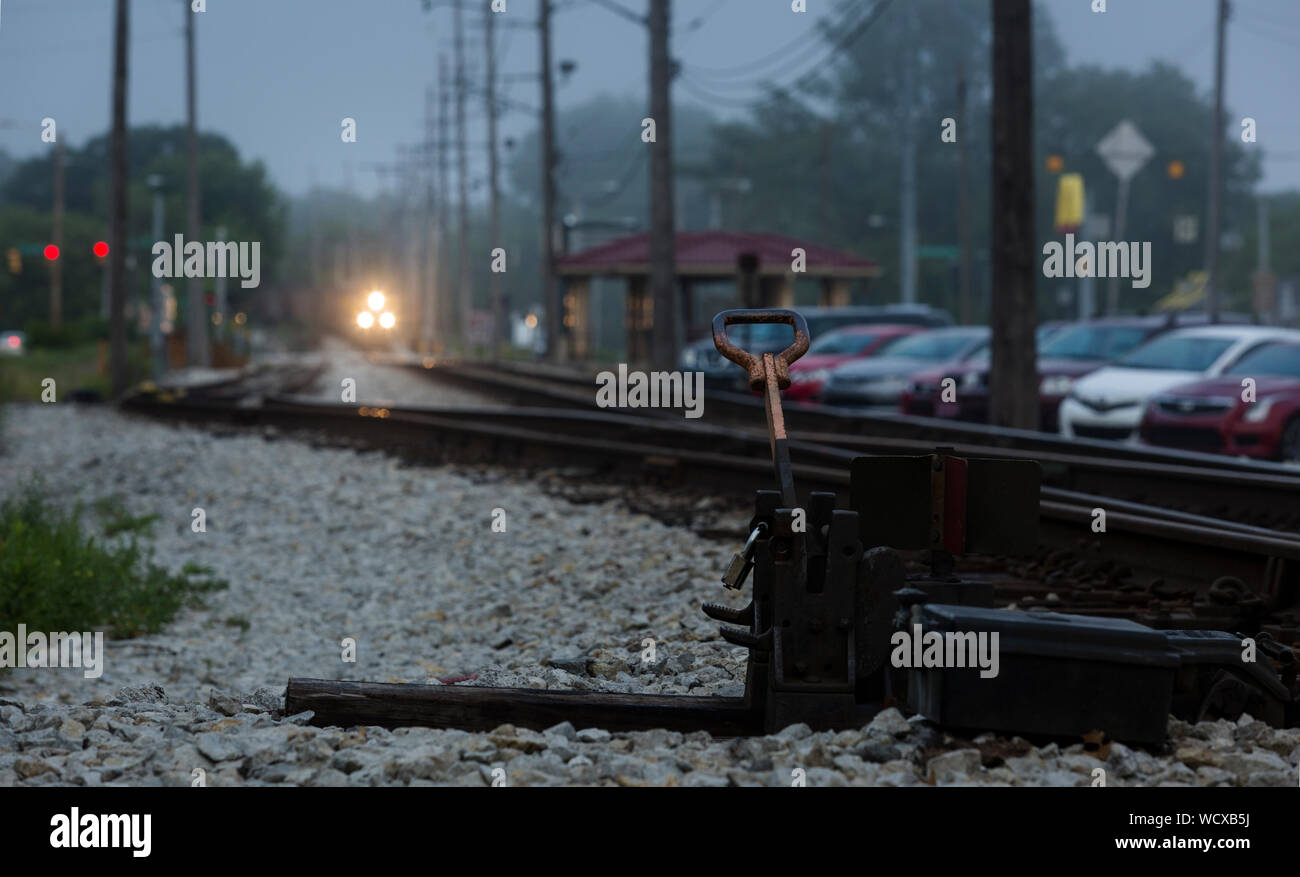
xmin=582 ymin=0 xmax=646 ymax=27
xmin=683 ymin=3 xmax=843 ymax=79
xmin=679 ymin=0 xmax=894 ymax=105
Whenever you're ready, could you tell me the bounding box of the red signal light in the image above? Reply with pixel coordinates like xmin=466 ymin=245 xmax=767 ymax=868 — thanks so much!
xmin=44 ymin=244 xmax=59 ymax=260
xmin=93 ymin=241 xmax=109 ymax=257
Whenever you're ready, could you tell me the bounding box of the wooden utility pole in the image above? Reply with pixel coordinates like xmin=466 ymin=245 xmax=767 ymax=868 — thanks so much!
xmin=899 ymin=0 xmax=917 ymax=305
xmin=988 ymin=0 xmax=1038 ymax=430
xmin=956 ymin=60 xmax=972 ymax=326
xmin=51 ymin=139 xmax=64 ymax=328
xmin=422 ymin=86 xmax=438 ymax=354
xmin=185 ymin=1 xmax=209 ymax=366
xmin=540 ymin=0 xmax=560 ymax=360
xmin=109 ymin=0 xmax=129 ymax=396
xmin=454 ymin=0 xmax=471 ymax=352
xmin=648 ymin=0 xmax=678 ymax=369
xmin=485 ymin=4 xmax=504 ymax=357
xmin=1204 ymin=0 xmax=1229 ymax=323
xmin=438 ymin=55 xmax=452 ymax=354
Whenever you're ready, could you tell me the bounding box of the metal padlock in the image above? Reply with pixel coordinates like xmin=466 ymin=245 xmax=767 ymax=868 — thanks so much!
xmin=722 ymin=523 xmax=767 ymax=590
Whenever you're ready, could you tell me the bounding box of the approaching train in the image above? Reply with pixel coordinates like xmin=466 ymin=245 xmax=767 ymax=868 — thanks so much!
xmin=353 ymin=289 xmax=397 ymax=349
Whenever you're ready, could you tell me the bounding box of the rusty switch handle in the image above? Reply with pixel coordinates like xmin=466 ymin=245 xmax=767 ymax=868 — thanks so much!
xmin=711 ymin=309 xmax=810 ymax=391
xmin=712 ymin=309 xmax=808 ymax=509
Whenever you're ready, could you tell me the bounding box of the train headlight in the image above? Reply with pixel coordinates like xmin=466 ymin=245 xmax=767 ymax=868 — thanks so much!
xmin=379 ymin=311 xmax=396 ymax=329
xmin=357 ymin=311 xmax=375 ymax=329
xmin=367 ymin=291 xmax=386 ymax=312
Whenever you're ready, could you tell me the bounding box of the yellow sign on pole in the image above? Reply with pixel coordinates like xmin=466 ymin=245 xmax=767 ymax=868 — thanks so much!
xmin=1054 ymin=173 xmax=1084 ymax=234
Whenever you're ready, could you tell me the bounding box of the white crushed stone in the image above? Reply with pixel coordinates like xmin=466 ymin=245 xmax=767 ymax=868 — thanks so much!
xmin=297 ymin=337 xmax=495 ymax=408
xmin=1 ymin=401 xmax=1297 ymax=786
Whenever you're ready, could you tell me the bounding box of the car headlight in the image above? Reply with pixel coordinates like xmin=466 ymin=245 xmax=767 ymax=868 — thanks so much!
xmin=1242 ymin=396 xmax=1278 ymax=424
xmin=1040 ymin=375 xmax=1073 ymax=396
xmin=680 ymin=348 xmax=699 ymax=369
xmin=807 ymin=369 xmax=829 ymax=384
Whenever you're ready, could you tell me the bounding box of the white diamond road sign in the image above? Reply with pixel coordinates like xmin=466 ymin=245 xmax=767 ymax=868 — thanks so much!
xmin=1095 ymin=120 xmax=1154 ymax=182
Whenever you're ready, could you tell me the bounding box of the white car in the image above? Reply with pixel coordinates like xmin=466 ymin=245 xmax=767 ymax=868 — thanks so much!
xmin=1058 ymin=325 xmax=1300 ymax=442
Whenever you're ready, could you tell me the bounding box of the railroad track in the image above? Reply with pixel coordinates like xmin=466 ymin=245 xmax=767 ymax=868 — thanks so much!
xmin=119 ymin=371 xmax=1300 ymax=641
xmin=414 ymin=360 xmax=1300 ymax=533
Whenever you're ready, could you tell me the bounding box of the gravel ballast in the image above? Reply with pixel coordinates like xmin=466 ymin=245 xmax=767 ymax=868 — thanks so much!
xmin=2 ymin=401 xmax=1298 ymax=786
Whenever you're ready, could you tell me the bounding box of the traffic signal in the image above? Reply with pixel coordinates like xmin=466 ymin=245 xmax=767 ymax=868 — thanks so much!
xmin=6 ymin=248 xmax=20 ymax=274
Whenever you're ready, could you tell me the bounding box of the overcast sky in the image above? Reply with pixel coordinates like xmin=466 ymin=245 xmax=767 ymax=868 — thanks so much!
xmin=2 ymin=0 xmax=1298 ymax=198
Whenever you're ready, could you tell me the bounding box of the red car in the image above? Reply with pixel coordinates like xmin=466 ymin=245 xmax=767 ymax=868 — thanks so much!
xmin=901 ymin=317 xmax=1215 ymax=431
xmin=783 ymin=324 xmax=925 ymax=401
xmin=1139 ymin=340 xmax=1300 ymax=462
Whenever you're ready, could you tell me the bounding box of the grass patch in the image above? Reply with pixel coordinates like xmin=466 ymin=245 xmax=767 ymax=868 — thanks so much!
xmin=0 ymin=481 xmax=227 ymax=640
xmin=92 ymin=494 xmax=162 ymax=538
xmin=0 ymin=340 xmax=151 ymax=402
xmin=0 ymin=343 xmax=108 ymax=403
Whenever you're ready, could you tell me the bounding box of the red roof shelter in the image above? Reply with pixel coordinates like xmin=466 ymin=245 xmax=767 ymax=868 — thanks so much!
xmin=554 ymin=230 xmax=881 ymax=361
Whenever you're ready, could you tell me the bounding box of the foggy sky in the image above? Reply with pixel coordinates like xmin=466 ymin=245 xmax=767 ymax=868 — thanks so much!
xmin=2 ymin=0 xmax=1298 ymax=198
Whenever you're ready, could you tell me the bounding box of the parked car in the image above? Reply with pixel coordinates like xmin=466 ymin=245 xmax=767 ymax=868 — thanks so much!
xmin=784 ymin=324 xmax=926 ymax=401
xmin=679 ymin=304 xmax=952 ymax=390
xmin=819 ymin=326 xmax=989 ymax=407
xmin=0 ymin=330 xmax=25 ymax=356
xmin=901 ymin=317 xmax=1185 ymax=428
xmin=1139 ymin=340 xmax=1300 ymax=461
xmin=1058 ymin=325 xmax=1300 ymax=442
xmin=901 ymin=323 xmax=1073 ymax=422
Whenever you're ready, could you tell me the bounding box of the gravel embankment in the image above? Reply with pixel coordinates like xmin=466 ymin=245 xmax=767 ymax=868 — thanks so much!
xmin=1 ymin=400 xmax=1298 ymax=786
xmin=298 ymin=337 xmax=498 ymax=407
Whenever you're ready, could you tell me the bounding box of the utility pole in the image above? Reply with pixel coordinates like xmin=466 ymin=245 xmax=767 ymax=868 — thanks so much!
xmin=184 ymin=1 xmax=209 ymax=366
xmin=540 ymin=0 xmax=560 ymax=361
xmin=452 ymin=4 xmax=474 ymax=354
xmin=899 ymin=0 xmax=918 ymax=305
xmin=148 ymin=174 xmax=167 ymax=377
xmin=421 ymin=86 xmax=437 ymax=354
xmin=344 ymin=159 xmax=359 ymax=284
xmin=51 ymin=138 xmax=64 ymax=329
xmin=485 ymin=4 xmax=504 ymax=357
xmin=109 ymin=0 xmax=130 ymax=396
xmin=214 ymin=224 xmax=228 ymax=341
xmin=988 ymin=0 xmax=1038 ymax=430
xmin=648 ymin=0 xmax=678 ymax=368
xmin=438 ymin=55 xmax=452 ymax=354
xmin=1204 ymin=0 xmax=1230 ymax=323
xmin=956 ymin=60 xmax=972 ymax=325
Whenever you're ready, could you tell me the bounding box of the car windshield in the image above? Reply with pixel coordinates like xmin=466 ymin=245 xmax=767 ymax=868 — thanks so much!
xmin=733 ymin=323 xmax=795 ymax=346
xmin=1117 ymin=335 xmax=1236 ymax=371
xmin=883 ymin=332 xmax=981 ymax=360
xmin=1041 ymin=325 xmax=1151 ymax=360
xmin=1224 ymin=343 xmax=1300 ymax=378
xmin=808 ymin=330 xmax=878 ymax=355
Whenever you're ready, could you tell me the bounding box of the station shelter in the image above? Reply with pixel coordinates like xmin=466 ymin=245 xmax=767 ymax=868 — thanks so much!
xmin=554 ymin=230 xmax=881 ymax=361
